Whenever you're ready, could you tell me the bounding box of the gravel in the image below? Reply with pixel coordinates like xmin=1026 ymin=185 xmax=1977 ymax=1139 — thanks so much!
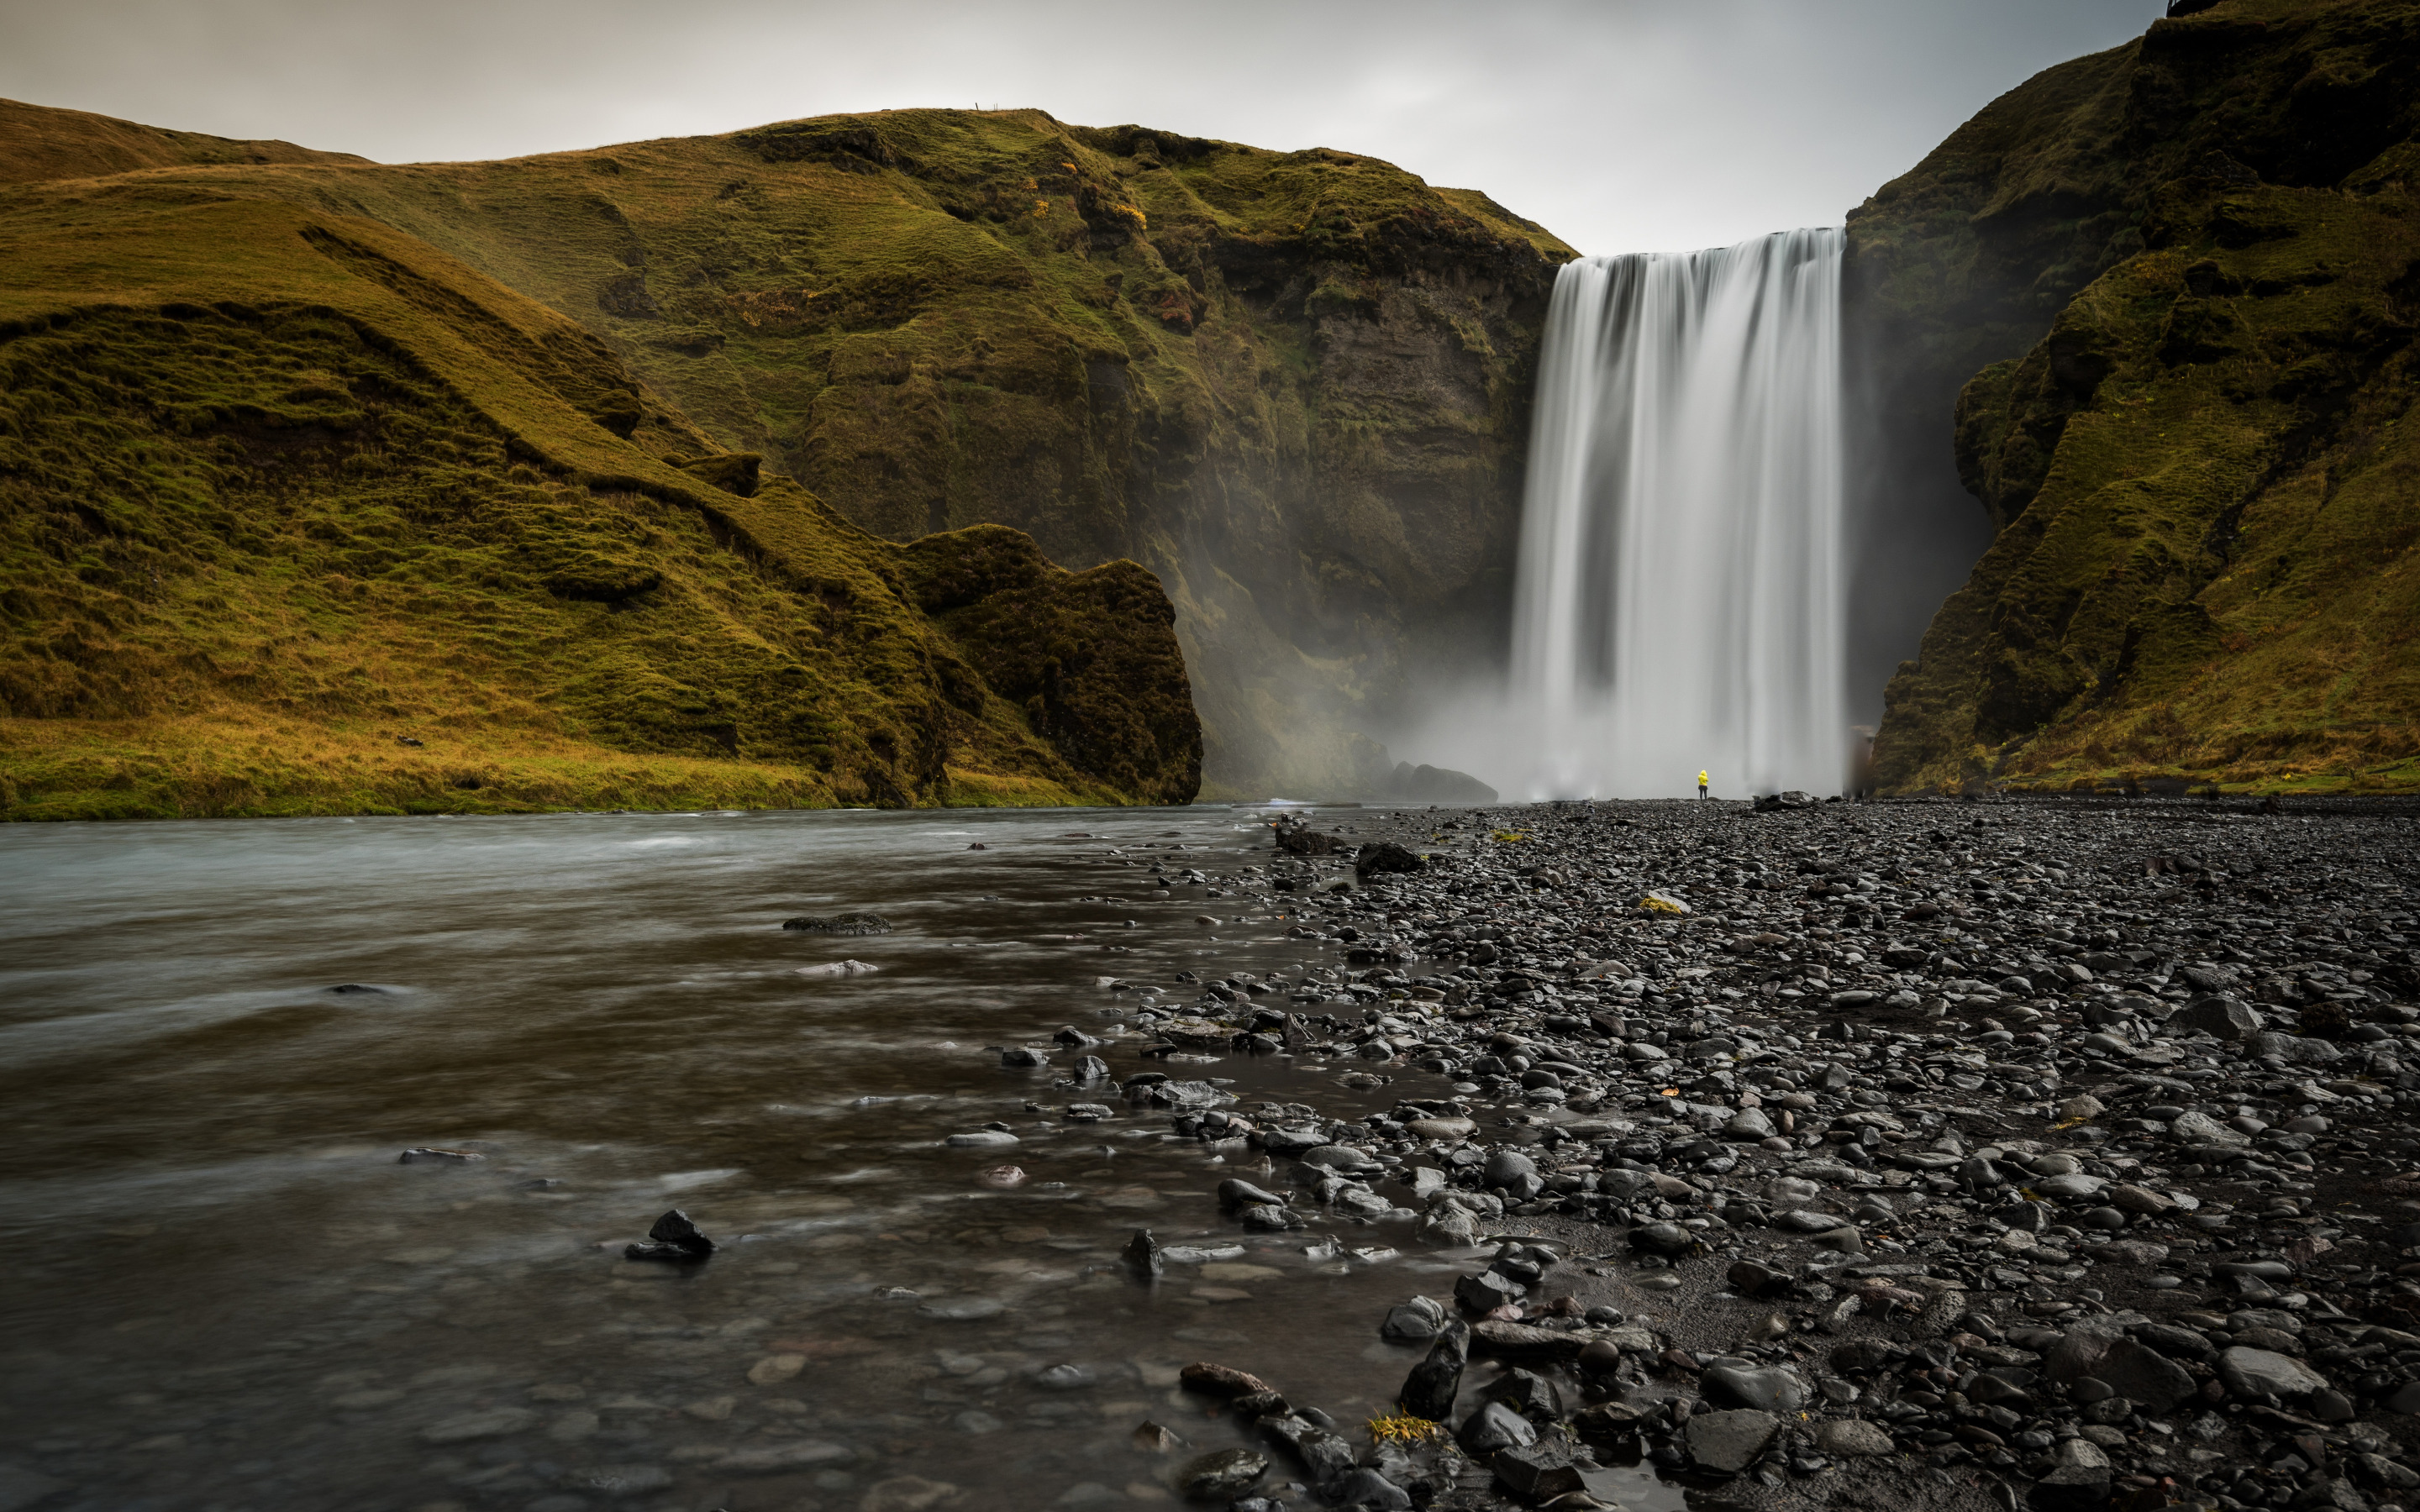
xmin=1119 ymin=795 xmax=2420 ymax=1512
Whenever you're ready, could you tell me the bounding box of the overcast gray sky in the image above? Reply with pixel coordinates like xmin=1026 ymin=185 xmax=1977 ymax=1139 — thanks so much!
xmin=0 ymin=0 xmax=2165 ymax=255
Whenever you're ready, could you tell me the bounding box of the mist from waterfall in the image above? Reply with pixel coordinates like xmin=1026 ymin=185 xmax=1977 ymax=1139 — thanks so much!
xmin=1405 ymin=228 xmax=1847 ymax=801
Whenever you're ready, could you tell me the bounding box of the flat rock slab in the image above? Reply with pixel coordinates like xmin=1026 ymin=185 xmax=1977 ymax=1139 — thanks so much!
xmin=1686 ymin=1409 xmax=1779 ymax=1473
xmin=2219 ymin=1346 xmax=2329 ymax=1399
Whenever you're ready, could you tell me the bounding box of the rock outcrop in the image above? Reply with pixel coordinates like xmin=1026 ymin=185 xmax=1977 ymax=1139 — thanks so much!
xmin=1853 ymin=0 xmax=2420 ymax=794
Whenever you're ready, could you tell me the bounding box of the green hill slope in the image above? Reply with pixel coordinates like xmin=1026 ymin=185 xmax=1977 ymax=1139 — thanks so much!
xmin=0 ymin=104 xmax=1573 ymax=796
xmin=1854 ymin=0 xmax=2420 ymax=795
xmin=0 ymin=96 xmax=371 ymax=185
xmin=0 ymin=186 xmax=1198 ymax=818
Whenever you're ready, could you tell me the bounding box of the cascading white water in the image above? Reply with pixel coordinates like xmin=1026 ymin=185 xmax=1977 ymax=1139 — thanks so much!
xmin=1493 ymin=228 xmax=1846 ymax=799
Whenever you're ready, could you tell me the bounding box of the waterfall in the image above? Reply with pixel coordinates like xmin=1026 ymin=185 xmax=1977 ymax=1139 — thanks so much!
xmin=1497 ymin=228 xmax=1846 ymax=800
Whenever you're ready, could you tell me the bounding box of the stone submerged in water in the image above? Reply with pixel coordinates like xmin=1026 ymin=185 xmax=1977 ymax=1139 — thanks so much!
xmin=781 ymin=911 xmax=893 ymax=934
xmin=1174 ymin=1447 xmax=1266 ymax=1499
xmin=795 ymin=958 xmax=881 ymax=977
xmin=623 ymin=1209 xmax=714 ymax=1263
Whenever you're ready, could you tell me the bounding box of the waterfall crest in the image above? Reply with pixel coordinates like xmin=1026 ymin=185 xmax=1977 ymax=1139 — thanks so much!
xmin=1496 ymin=228 xmax=1846 ymax=799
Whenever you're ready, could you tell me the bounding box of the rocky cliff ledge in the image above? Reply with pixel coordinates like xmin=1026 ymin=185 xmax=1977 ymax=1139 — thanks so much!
xmin=1854 ymin=0 xmax=2420 ymax=795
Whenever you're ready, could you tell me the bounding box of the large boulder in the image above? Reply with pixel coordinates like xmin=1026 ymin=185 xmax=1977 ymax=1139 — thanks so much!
xmin=2171 ymin=995 xmax=2264 ymax=1042
xmin=2219 ymin=1347 xmax=2330 ymax=1401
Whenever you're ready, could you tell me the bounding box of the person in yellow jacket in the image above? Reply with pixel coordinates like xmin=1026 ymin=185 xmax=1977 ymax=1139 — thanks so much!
xmin=1697 ymin=769 xmax=1709 ymax=800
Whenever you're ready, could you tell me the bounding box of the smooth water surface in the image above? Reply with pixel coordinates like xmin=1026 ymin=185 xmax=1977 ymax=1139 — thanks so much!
xmin=0 ymin=806 xmax=1467 ymax=1511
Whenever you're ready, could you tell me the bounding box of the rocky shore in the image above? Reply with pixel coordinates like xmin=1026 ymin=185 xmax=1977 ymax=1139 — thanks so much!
xmin=1107 ymin=795 xmax=2420 ymax=1512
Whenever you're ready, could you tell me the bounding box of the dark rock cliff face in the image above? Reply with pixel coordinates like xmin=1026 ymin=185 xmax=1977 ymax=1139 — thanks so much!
xmin=1851 ymin=0 xmax=2420 ymax=794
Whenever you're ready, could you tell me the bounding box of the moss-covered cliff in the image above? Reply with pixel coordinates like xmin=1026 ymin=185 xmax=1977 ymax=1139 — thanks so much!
xmin=2 ymin=105 xmax=1573 ymax=796
xmin=1854 ymin=0 xmax=2420 ymax=795
xmin=0 ymin=181 xmax=1198 ymax=817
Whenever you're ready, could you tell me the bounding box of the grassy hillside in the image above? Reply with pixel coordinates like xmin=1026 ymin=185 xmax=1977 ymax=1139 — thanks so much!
xmin=0 ymin=96 xmax=370 ymax=185
xmin=0 ymin=105 xmax=1574 ymax=796
xmin=1854 ymin=0 xmax=2420 ymax=795
xmin=0 ymin=186 xmax=1198 ymax=819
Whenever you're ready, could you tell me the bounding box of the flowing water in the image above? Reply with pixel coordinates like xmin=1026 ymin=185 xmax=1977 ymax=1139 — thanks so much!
xmin=1418 ymin=229 xmax=1846 ymax=801
xmin=0 ymin=807 xmax=1516 ymax=1512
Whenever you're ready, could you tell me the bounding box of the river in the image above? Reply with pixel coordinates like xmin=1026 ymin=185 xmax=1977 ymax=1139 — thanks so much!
xmin=0 ymin=804 xmax=1534 ymax=1511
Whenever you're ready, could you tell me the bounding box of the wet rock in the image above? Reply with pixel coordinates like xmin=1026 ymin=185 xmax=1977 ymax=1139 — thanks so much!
xmin=1629 ymin=1221 xmax=1693 ymax=1256
xmin=1815 ymin=1419 xmax=1892 ymax=1457
xmin=1174 ymin=1447 xmax=1266 ymax=1500
xmin=561 ymin=1464 xmax=674 ymax=1498
xmin=944 ymin=1130 xmax=1021 ymax=1147
xmin=397 ymin=1147 xmax=484 ymax=1164
xmin=1133 ymin=1421 xmax=1187 ymax=1453
xmin=1330 ymin=1467 xmax=1415 ymax=1509
xmin=710 ymin=1440 xmax=856 ymax=1473
xmin=1723 ymin=1106 xmax=1776 ymax=1141
xmin=1485 ymin=1367 xmax=1566 ymax=1423
xmin=1399 ymin=1322 xmax=1468 ymax=1420
xmin=1302 ymin=1144 xmax=1381 ymax=1174
xmin=2218 ymin=1347 xmax=2329 ymax=1399
xmin=1458 ymin=1400 xmax=1539 ymax=1455
xmin=1000 ymin=1047 xmax=1049 ymax=1068
xmin=1685 ymin=1409 xmax=1778 ymax=1474
xmin=2172 ymin=995 xmax=2263 ymax=1040
xmin=1179 ymin=1362 xmax=1272 ymax=1399
xmin=1577 ymin=1339 xmax=1623 ymax=1376
xmin=1492 ymin=1443 xmax=1586 ymax=1503
xmin=1702 ymin=1363 xmax=1808 ymax=1413
xmin=1355 ymin=842 xmax=1427 ymax=879
xmin=1381 ymin=1295 xmax=1449 ymax=1342
xmin=1470 ymin=1320 xmax=1587 ymax=1363
xmin=781 ymin=911 xmax=893 ymax=934
xmin=422 ymin=1406 xmax=539 ymax=1443
xmin=623 ymin=1208 xmax=714 ymax=1263
xmin=1123 ymin=1228 xmax=1164 ymax=1279
xmin=2168 ymin=1110 xmax=2249 ymax=1147
xmin=794 ymin=958 xmax=881 ymax=976
xmin=2090 ymin=1339 xmax=2197 ymax=1412
xmin=861 ymin=1478 xmax=960 ymax=1512
xmin=1483 ymin=1149 xmax=1540 ymax=1188
xmin=1456 ymin=1270 xmax=1523 ymax=1315
xmin=1259 ymin=1412 xmax=1358 ymax=1484
xmin=1218 ymin=1179 xmax=1288 ymax=1210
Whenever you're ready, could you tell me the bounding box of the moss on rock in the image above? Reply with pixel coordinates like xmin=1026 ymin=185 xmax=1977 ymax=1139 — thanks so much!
xmin=1858 ymin=0 xmax=2420 ymax=795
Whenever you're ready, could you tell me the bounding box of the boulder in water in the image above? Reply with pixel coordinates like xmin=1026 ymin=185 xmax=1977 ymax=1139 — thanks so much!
xmin=624 ymin=1208 xmax=715 ymax=1263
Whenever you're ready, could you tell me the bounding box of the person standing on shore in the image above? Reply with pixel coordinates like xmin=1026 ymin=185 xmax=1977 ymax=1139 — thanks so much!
xmin=1697 ymin=769 xmax=1709 ymax=800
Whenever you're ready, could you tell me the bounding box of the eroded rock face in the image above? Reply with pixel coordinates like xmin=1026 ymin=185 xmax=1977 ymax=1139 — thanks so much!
xmin=1854 ymin=3 xmax=2420 ymax=795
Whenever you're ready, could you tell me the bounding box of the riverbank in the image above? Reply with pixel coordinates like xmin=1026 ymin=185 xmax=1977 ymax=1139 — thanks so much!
xmin=1127 ymin=794 xmax=2420 ymax=1512
xmin=3 ymin=797 xmax=2414 ymax=1512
